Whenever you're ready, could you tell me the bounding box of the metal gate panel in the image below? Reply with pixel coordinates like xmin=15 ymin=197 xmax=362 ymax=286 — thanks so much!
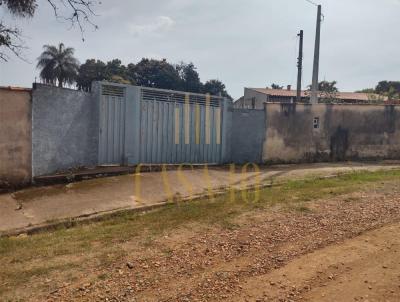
xmin=97 ymin=83 xmax=228 ymax=166
xmin=98 ymin=85 xmax=126 ymax=165
xmin=139 ymin=89 xmax=224 ymax=164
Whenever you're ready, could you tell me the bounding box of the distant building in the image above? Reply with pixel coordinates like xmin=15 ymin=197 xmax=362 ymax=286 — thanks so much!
xmin=234 ymin=86 xmax=387 ymax=109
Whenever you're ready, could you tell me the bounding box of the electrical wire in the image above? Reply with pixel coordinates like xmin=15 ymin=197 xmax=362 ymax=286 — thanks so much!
xmin=304 ymin=0 xmax=319 ymax=7
xmin=304 ymin=0 xmax=325 ymax=22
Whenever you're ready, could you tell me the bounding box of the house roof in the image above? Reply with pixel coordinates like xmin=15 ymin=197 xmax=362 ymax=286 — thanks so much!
xmin=234 ymin=96 xmax=244 ymax=103
xmin=249 ymin=88 xmax=387 ymax=102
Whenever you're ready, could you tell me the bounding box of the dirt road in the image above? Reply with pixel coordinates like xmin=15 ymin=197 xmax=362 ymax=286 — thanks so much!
xmin=48 ymin=183 xmax=400 ymax=302
xmin=236 ymin=223 xmax=400 ymax=302
xmin=2 ymin=169 xmax=400 ymax=302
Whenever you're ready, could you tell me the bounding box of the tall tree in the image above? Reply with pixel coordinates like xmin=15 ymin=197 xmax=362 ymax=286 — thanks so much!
xmin=203 ymin=79 xmax=232 ymax=100
xmin=126 ymin=63 xmax=137 ymax=85
xmin=176 ymin=62 xmax=202 ymax=93
xmin=104 ymin=59 xmax=128 ymax=81
xmin=0 ymin=0 xmax=97 ymax=61
xmin=375 ymin=81 xmax=400 ymax=100
xmin=37 ymin=43 xmax=79 ymax=87
xmin=318 ymin=80 xmax=338 ymax=93
xmin=307 ymin=80 xmax=339 ymax=103
xmin=75 ymin=56 xmax=233 ymax=97
xmin=76 ymin=59 xmax=107 ymax=91
xmin=134 ymin=58 xmax=181 ymax=90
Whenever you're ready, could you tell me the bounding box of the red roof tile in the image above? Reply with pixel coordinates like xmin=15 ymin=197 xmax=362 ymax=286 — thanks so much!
xmin=250 ymin=88 xmax=387 ymax=102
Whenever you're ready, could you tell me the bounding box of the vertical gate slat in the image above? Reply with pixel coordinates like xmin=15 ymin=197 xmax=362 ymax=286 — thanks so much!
xmin=191 ymin=103 xmax=196 ymax=163
xmin=199 ymin=106 xmax=205 ymax=162
xmin=166 ymin=102 xmax=172 ymax=163
xmin=114 ymin=98 xmax=119 ymax=163
xmin=120 ymin=98 xmax=125 ymax=162
xmin=98 ymin=84 xmax=226 ymax=166
xmin=107 ymin=97 xmax=113 ymax=163
xmin=146 ymin=100 xmax=152 ymax=163
xmin=157 ymin=101 xmax=163 ymax=163
xmin=147 ymin=100 xmax=153 ymax=163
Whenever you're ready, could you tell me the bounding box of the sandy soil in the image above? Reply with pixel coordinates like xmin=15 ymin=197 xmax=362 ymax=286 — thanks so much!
xmin=39 ymin=182 xmax=400 ymax=302
xmin=235 ymin=223 xmax=400 ymax=302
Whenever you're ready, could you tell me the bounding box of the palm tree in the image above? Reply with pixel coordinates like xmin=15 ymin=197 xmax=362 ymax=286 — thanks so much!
xmin=37 ymin=43 xmax=80 ymax=87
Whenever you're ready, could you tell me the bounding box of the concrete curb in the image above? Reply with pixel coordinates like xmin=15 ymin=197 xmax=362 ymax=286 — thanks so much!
xmin=1 ymin=169 xmax=395 ymax=238
xmin=1 ymin=203 xmax=168 ymax=237
xmin=1 ymin=182 xmax=273 ymax=238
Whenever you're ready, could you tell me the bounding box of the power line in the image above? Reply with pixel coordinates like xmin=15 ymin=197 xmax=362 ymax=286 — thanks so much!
xmin=304 ymin=0 xmax=319 ymax=7
xmin=304 ymin=0 xmax=325 ymax=20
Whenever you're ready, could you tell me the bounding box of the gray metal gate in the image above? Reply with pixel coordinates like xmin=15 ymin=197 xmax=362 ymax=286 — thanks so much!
xmin=97 ymin=82 xmax=229 ymax=165
xmin=98 ymin=84 xmax=126 ymax=165
xmin=139 ymin=88 xmax=223 ymax=164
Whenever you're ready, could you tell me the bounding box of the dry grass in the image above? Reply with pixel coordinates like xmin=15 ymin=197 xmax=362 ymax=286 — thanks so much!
xmin=0 ymin=169 xmax=399 ymax=299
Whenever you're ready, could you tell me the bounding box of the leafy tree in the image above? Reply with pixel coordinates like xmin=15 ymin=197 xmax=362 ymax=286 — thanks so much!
xmin=307 ymin=81 xmax=338 ymax=92
xmin=203 ymin=79 xmax=232 ymax=100
xmin=270 ymin=83 xmax=283 ymax=90
xmin=134 ymin=58 xmax=181 ymax=90
xmin=104 ymin=59 xmax=128 ymax=82
xmin=307 ymin=81 xmax=339 ymax=103
xmin=356 ymin=88 xmax=375 ymax=93
xmin=0 ymin=0 xmax=97 ymax=61
xmin=318 ymin=80 xmax=338 ymax=93
xmin=75 ymin=57 xmax=232 ymax=97
xmin=319 ymin=81 xmax=338 ymax=102
xmin=176 ymin=62 xmax=202 ymax=93
xmin=375 ymin=81 xmax=400 ymax=100
xmin=126 ymin=63 xmax=137 ymax=84
xmin=37 ymin=43 xmax=79 ymax=87
xmin=76 ymin=59 xmax=107 ymax=91
xmin=77 ymin=59 xmax=133 ymax=90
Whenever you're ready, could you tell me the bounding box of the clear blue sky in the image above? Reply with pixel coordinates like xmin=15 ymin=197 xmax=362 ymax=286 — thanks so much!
xmin=1 ymin=0 xmax=400 ymax=99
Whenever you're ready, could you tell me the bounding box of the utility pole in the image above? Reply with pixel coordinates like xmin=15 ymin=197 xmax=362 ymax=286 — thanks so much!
xmin=310 ymin=4 xmax=322 ymax=104
xmin=296 ymin=30 xmax=304 ymax=103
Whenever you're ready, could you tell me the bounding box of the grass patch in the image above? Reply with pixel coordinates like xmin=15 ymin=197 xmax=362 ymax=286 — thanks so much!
xmin=0 ymin=169 xmax=399 ymax=297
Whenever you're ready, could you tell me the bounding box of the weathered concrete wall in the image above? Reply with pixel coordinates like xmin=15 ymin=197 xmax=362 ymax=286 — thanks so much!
xmin=0 ymin=88 xmax=32 ymax=187
xmin=263 ymin=103 xmax=400 ymax=163
xmin=32 ymin=84 xmax=98 ymax=176
xmin=231 ymin=109 xmax=265 ymax=164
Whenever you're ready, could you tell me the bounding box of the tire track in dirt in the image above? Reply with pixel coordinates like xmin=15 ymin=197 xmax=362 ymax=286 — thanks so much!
xmin=49 ymin=188 xmax=400 ymax=302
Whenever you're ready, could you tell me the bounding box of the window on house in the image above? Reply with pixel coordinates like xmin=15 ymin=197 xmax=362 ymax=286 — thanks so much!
xmin=313 ymin=117 xmax=320 ymax=129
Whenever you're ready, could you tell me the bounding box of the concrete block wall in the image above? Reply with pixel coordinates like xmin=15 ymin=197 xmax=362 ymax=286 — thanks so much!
xmin=32 ymin=84 xmax=99 ymax=176
xmin=0 ymin=88 xmax=32 ymax=188
xmin=5 ymin=83 xmax=400 ymax=183
xmin=263 ymin=103 xmax=400 ymax=163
